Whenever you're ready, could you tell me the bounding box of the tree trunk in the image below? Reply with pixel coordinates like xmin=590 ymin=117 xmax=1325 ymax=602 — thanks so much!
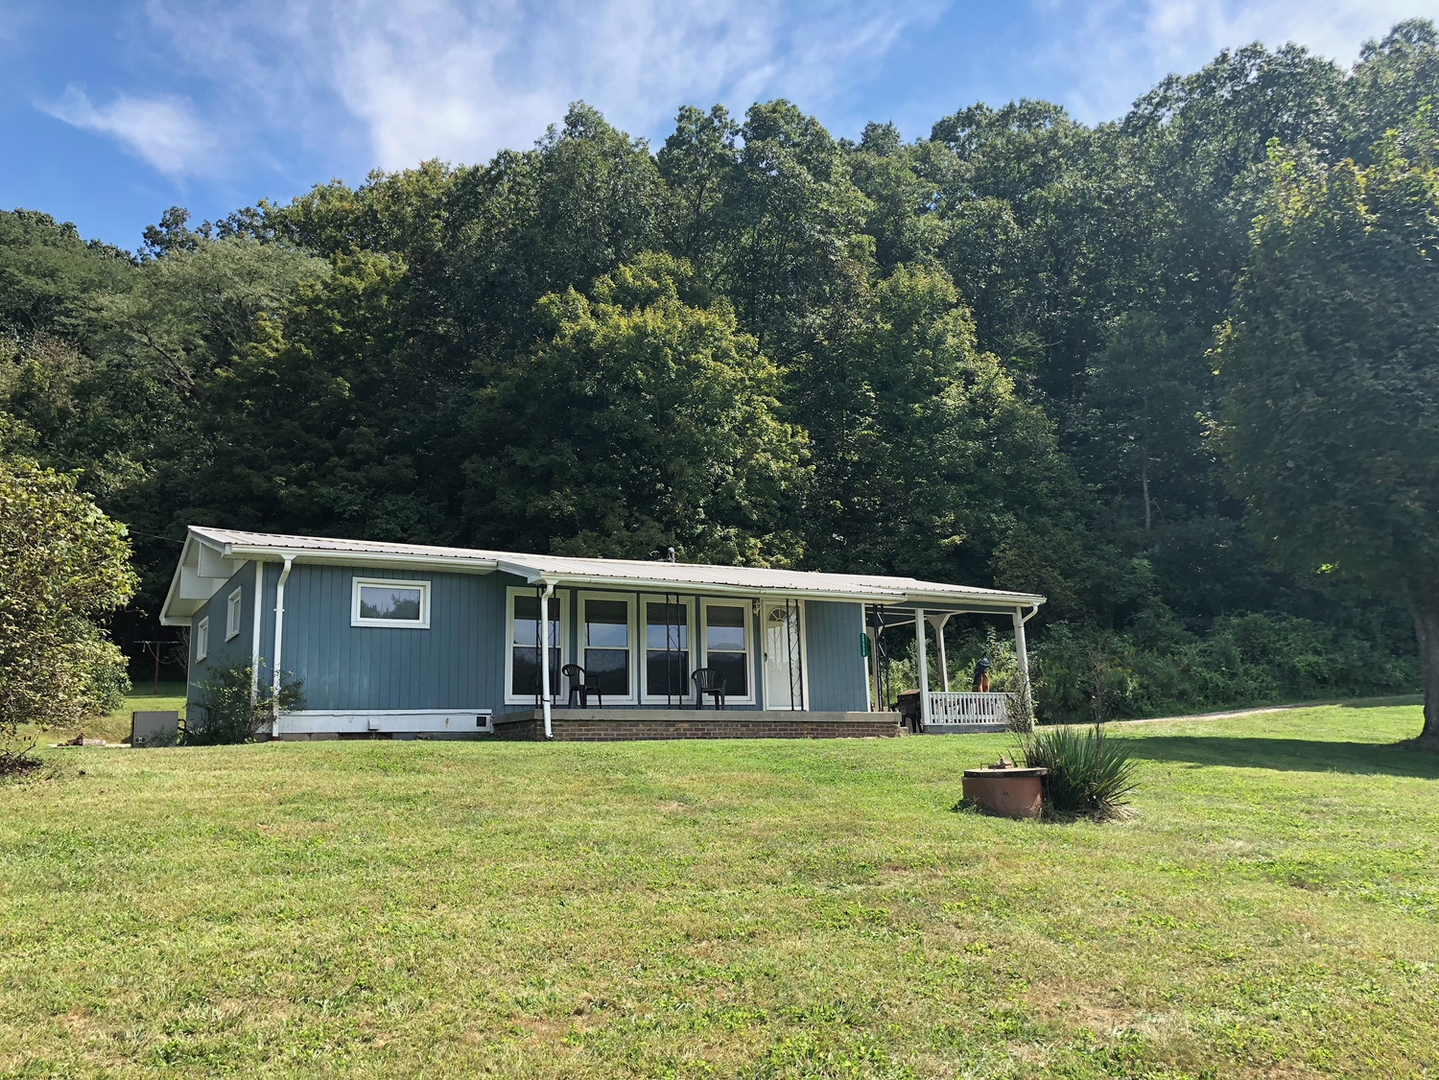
xmin=1141 ymin=458 xmax=1152 ymax=532
xmin=1413 ymin=601 xmax=1439 ymax=750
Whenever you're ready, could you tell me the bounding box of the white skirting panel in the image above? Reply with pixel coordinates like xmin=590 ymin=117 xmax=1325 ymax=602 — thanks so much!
xmin=278 ymin=710 xmax=494 ymax=735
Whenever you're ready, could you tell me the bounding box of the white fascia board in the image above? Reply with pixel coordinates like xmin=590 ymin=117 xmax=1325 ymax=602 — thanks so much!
xmin=160 ymin=531 xmax=212 ymax=625
xmin=900 ymin=593 xmax=1047 ymax=611
xmin=495 ymin=561 xmax=907 ymax=603
xmin=218 ymin=544 xmax=500 ymax=575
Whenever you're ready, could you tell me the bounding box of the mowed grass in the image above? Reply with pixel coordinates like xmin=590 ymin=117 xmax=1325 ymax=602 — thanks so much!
xmin=3 ymin=703 xmax=1438 ymax=1079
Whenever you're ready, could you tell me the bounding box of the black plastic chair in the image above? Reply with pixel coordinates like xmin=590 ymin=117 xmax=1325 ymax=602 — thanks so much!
xmin=690 ymin=668 xmax=726 ymax=710
xmin=562 ymin=664 xmax=603 ymax=708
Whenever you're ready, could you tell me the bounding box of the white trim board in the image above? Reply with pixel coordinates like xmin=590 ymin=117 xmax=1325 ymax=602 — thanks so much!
xmin=279 ymin=710 xmax=494 ymax=734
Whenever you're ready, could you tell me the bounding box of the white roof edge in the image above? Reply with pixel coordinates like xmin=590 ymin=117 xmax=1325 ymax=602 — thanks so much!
xmin=158 ymin=530 xmax=202 ymax=626
xmin=220 ymin=542 xmax=501 ymax=574
xmin=162 ymin=527 xmax=1047 ymax=618
xmin=498 ymin=561 xmax=911 ymax=604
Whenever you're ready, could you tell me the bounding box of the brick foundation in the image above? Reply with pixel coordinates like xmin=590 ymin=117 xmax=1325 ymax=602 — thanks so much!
xmin=491 ymin=710 xmax=902 ymax=742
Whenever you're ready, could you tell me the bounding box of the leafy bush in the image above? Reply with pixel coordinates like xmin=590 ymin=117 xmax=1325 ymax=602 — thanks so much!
xmin=0 ymin=459 xmax=137 ymax=735
xmin=188 ymin=664 xmax=304 ymax=746
xmin=1031 ymin=611 xmax=1419 ymax=724
xmin=1020 ymin=724 xmax=1138 ymax=819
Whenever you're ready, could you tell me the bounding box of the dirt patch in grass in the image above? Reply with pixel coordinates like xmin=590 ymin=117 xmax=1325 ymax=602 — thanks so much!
xmin=0 ymin=745 xmax=42 ymax=779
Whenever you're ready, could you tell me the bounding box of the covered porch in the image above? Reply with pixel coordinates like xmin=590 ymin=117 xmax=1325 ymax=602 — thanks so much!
xmin=865 ymin=599 xmax=1040 ymax=733
xmin=504 ymin=552 xmax=1045 ymax=740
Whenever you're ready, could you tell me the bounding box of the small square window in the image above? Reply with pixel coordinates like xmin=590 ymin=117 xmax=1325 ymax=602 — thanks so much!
xmin=352 ymin=578 xmax=431 ymax=628
xmin=225 ymin=588 xmax=242 ymax=641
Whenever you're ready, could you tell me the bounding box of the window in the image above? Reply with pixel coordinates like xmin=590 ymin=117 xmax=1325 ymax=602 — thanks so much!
xmin=225 ymin=587 xmax=242 ymax=641
xmin=642 ymin=597 xmax=693 ymax=703
xmin=195 ymin=616 xmax=210 ymax=662
xmin=701 ymin=600 xmax=753 ymax=704
xmin=352 ymin=578 xmax=431 ymax=628
xmin=506 ymin=588 xmax=566 ymax=703
xmin=580 ymin=594 xmax=635 ymax=701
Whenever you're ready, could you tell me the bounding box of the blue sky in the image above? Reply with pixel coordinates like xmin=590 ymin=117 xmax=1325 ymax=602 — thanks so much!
xmin=4 ymin=0 xmax=1438 ymax=250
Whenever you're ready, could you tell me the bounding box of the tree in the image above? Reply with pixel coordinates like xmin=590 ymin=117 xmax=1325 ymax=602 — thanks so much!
xmin=0 ymin=459 xmax=138 ymax=734
xmin=463 ymin=253 xmax=808 ymax=563
xmin=791 ymin=264 xmax=1089 ymax=602
xmin=169 ymin=249 xmax=460 ymax=544
xmin=1215 ymin=123 xmax=1439 ymax=748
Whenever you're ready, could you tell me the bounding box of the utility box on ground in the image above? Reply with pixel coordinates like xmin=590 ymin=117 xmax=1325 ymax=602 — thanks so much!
xmin=131 ymin=711 xmax=180 ymax=748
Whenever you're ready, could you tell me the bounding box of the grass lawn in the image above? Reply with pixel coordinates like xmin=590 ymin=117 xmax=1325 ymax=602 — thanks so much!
xmin=3 ymin=701 xmax=1437 ymax=1078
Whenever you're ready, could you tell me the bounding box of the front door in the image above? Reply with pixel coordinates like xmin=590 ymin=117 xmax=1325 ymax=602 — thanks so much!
xmin=762 ymin=602 xmax=805 ymax=710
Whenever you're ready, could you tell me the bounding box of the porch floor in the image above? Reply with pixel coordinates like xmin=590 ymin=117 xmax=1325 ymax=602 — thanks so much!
xmin=491 ymin=709 xmax=903 ymax=741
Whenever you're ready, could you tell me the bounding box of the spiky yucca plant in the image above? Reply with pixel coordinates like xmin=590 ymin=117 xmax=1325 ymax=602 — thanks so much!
xmin=1020 ymin=724 xmax=1137 ymax=819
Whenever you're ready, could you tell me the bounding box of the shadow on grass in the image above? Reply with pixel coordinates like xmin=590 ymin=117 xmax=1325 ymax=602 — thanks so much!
xmin=1124 ymin=735 xmax=1439 ymax=779
xmin=1335 ymin=695 xmax=1424 ymax=710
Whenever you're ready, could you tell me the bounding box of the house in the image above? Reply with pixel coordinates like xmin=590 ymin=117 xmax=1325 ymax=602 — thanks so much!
xmin=160 ymin=527 xmax=1045 ymax=741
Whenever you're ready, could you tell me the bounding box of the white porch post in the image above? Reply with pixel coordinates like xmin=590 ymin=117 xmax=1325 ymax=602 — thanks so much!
xmin=915 ymin=608 xmax=931 ymax=728
xmin=540 ymin=582 xmax=556 ymax=739
xmin=1012 ymin=606 xmax=1030 ymax=691
xmin=863 ymin=624 xmax=874 ymax=710
xmin=929 ymin=613 xmax=951 ymax=692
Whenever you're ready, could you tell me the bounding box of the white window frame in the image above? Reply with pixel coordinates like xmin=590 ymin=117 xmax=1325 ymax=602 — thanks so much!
xmin=760 ymin=599 xmax=810 ymax=711
xmin=577 ymin=591 xmax=638 ymax=705
xmin=639 ymin=594 xmax=695 ymax=705
xmin=195 ymin=616 xmax=210 ymax=662
xmin=504 ymin=586 xmax=569 ymax=705
xmin=352 ymin=577 xmax=431 ymax=629
xmin=225 ymin=587 xmax=242 ymax=641
xmin=699 ymin=597 xmax=757 ymax=706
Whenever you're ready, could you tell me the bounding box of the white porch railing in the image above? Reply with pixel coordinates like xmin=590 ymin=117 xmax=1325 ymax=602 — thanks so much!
xmin=925 ymin=692 xmax=1012 ymax=727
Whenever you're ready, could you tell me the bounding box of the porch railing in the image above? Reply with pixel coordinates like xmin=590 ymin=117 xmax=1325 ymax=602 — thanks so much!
xmin=925 ymin=692 xmax=1012 ymax=726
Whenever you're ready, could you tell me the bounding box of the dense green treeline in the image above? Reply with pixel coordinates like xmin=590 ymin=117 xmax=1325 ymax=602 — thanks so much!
xmin=4 ymin=21 xmax=1437 ymax=721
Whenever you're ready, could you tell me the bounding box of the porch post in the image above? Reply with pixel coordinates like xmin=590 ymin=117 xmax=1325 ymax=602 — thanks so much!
xmin=1012 ymin=606 xmax=1030 ymax=692
xmin=540 ymin=582 xmax=556 ymax=739
xmin=915 ymin=608 xmax=931 ymax=728
xmin=929 ymin=613 xmax=951 ymax=692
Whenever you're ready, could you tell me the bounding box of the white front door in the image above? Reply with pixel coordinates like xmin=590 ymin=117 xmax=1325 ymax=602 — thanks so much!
xmin=762 ymin=602 xmax=805 ymax=710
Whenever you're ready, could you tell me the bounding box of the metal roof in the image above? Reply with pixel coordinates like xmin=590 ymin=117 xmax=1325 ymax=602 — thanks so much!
xmin=160 ymin=526 xmax=1045 ymax=623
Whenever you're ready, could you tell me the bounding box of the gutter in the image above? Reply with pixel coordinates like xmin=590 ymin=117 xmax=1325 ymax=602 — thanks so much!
xmin=494 ymin=564 xmax=912 ymax=605
xmin=270 ymin=555 xmax=294 ymax=738
xmin=221 ymin=544 xmax=499 ymax=575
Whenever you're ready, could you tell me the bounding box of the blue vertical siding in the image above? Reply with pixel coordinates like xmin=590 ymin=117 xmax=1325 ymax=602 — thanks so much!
xmin=804 ymin=601 xmax=868 ymax=711
xmin=185 ymin=559 xmax=257 ymax=714
xmin=200 ymin=562 xmax=870 ymax=717
xmin=276 ymin=563 xmax=506 ymax=712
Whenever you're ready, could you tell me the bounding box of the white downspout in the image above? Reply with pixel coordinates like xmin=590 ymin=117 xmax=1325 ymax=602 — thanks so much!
xmin=539 ymin=581 xmax=556 ymax=740
xmin=270 ymin=555 xmax=294 ymax=738
xmin=869 ymin=624 xmax=883 ymax=710
xmin=915 ymin=608 xmax=931 ymax=730
xmin=249 ymin=559 xmax=264 ymax=709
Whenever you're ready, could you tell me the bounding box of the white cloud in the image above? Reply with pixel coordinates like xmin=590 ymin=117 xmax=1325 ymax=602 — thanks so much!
xmin=42 ymin=85 xmax=218 ymax=178
xmin=1035 ymin=0 xmax=1439 ymax=121
xmin=139 ymin=0 xmax=942 ymax=172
